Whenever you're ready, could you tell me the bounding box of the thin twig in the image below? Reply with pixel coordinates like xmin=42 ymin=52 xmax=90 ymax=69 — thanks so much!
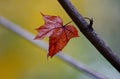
xmin=0 ymin=16 xmax=108 ymax=79
xmin=58 ymin=0 xmax=120 ymax=72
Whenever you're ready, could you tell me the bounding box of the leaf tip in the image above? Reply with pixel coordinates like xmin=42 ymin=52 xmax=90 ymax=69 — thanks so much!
xmin=47 ymin=51 xmax=56 ymax=59
xmin=77 ymin=34 xmax=80 ymax=37
xmin=40 ymin=12 xmax=44 ymax=16
xmin=34 ymin=35 xmax=39 ymax=40
xmin=47 ymin=54 xmax=52 ymax=59
xmin=35 ymin=27 xmax=39 ymax=31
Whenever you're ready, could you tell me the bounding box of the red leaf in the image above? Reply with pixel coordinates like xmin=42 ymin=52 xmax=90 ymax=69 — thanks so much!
xmin=35 ymin=13 xmax=79 ymax=58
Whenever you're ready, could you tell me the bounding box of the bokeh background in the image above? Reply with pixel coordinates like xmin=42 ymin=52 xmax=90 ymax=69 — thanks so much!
xmin=0 ymin=0 xmax=120 ymax=79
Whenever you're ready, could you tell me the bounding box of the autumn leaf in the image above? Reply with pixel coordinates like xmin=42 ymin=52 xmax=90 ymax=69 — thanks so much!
xmin=35 ymin=13 xmax=79 ymax=58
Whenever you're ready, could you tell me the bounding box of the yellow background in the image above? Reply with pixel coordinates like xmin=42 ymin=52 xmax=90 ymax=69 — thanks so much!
xmin=0 ymin=0 xmax=120 ymax=79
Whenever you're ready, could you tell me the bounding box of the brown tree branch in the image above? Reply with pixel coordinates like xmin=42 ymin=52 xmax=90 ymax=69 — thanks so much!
xmin=58 ymin=0 xmax=120 ymax=72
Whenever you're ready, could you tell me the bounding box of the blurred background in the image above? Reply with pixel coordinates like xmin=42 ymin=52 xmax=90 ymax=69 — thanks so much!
xmin=0 ymin=0 xmax=120 ymax=79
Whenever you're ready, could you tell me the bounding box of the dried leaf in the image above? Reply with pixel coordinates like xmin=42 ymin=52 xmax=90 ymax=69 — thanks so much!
xmin=35 ymin=13 xmax=79 ymax=58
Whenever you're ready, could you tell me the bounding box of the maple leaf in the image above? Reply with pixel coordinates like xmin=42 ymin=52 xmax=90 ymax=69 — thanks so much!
xmin=35 ymin=13 xmax=79 ymax=58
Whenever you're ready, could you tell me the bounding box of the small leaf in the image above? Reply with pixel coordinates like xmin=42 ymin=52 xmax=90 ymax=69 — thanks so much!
xmin=35 ymin=13 xmax=79 ymax=58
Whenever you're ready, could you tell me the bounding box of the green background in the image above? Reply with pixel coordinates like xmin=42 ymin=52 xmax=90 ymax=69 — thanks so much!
xmin=0 ymin=0 xmax=120 ymax=79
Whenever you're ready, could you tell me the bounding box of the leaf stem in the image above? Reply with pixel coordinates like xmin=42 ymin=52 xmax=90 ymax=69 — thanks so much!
xmin=63 ymin=20 xmax=72 ymax=27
